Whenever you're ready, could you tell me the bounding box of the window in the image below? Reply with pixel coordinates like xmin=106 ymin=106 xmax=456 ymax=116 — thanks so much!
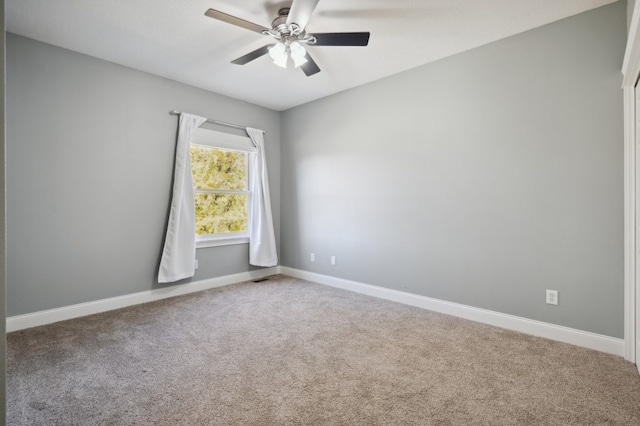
xmin=190 ymin=128 xmax=255 ymax=248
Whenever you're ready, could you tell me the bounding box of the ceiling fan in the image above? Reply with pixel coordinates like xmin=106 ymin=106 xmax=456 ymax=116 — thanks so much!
xmin=204 ymin=0 xmax=370 ymax=76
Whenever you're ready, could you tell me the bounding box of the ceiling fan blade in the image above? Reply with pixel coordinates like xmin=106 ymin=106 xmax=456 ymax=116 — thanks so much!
xmin=300 ymin=52 xmax=321 ymax=77
xmin=205 ymin=9 xmax=270 ymax=35
xmin=311 ymin=32 xmax=370 ymax=46
xmin=231 ymin=44 xmax=275 ymax=65
xmin=286 ymin=0 xmax=320 ymax=31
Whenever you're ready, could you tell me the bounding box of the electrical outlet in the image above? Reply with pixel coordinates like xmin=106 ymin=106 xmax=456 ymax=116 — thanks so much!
xmin=310 ymin=253 xmax=315 ymax=262
xmin=194 ymin=259 xmax=199 ymax=270
xmin=546 ymin=289 xmax=558 ymax=305
xmin=331 ymin=256 xmax=336 ymax=266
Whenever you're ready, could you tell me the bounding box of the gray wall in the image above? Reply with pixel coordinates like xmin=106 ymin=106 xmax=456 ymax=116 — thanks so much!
xmin=281 ymin=2 xmax=626 ymax=337
xmin=629 ymin=0 xmax=636 ymax=31
xmin=6 ymin=34 xmax=280 ymax=317
xmin=1 ymin=0 xmax=6 ymax=421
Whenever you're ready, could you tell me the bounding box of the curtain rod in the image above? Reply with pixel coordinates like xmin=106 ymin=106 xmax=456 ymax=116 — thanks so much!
xmin=169 ymin=110 xmax=247 ymax=131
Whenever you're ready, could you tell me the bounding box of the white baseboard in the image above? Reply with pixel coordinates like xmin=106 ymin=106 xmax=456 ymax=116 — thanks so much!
xmin=7 ymin=267 xmax=279 ymax=332
xmin=9 ymin=266 xmax=625 ymax=358
xmin=279 ymin=267 xmax=625 ymax=357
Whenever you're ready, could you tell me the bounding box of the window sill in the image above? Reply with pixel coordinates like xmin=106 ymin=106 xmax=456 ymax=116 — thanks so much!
xmin=196 ymin=235 xmax=249 ymax=248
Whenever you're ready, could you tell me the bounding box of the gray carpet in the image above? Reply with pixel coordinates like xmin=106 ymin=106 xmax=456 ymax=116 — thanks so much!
xmin=7 ymin=275 xmax=640 ymax=425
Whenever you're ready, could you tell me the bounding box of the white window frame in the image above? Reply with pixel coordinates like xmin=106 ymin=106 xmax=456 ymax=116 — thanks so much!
xmin=190 ymin=128 xmax=256 ymax=249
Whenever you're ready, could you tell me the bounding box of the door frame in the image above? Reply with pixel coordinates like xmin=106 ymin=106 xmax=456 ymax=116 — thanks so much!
xmin=622 ymin=2 xmax=640 ymax=365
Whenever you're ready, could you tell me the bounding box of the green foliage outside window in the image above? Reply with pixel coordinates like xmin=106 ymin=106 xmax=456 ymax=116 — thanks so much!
xmin=193 ymin=193 xmax=247 ymax=235
xmin=190 ymin=145 xmax=248 ymax=235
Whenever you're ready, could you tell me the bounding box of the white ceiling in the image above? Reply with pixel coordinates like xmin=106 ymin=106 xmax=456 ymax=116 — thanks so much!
xmin=6 ymin=0 xmax=618 ymax=111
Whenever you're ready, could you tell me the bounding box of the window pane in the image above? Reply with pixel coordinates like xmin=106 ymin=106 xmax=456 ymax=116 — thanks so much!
xmin=190 ymin=145 xmax=247 ymax=191
xmin=194 ymin=192 xmax=247 ymax=235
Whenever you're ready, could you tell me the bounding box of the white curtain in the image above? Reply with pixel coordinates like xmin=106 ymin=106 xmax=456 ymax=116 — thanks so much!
xmin=246 ymin=127 xmax=278 ymax=266
xmin=158 ymin=113 xmax=207 ymax=283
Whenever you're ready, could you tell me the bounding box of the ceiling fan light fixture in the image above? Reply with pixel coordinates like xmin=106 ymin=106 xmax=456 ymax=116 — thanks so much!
xmin=289 ymin=41 xmax=308 ymax=68
xmin=269 ymin=42 xmax=288 ymax=68
xmin=206 ymin=1 xmax=372 ymax=77
xmin=273 ymin=56 xmax=288 ymax=68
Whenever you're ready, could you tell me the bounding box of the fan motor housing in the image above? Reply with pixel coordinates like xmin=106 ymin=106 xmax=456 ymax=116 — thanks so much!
xmin=272 ymin=8 xmax=301 ymax=37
